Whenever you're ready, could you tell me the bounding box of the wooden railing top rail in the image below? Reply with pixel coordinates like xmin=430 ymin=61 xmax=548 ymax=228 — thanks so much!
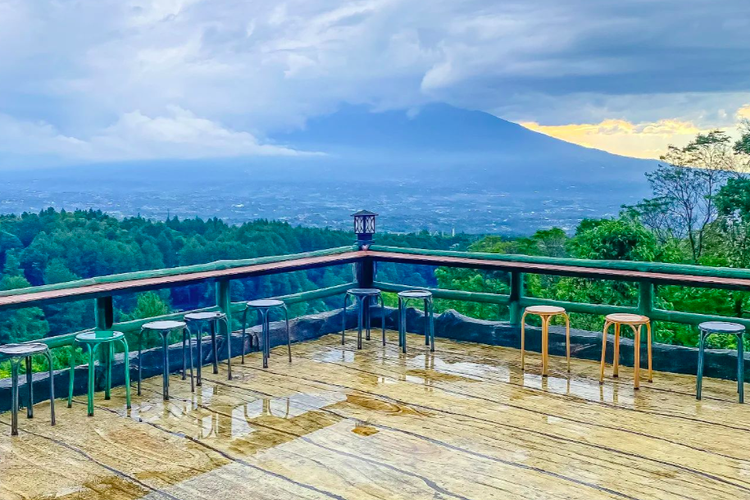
xmin=5 ymin=243 xmax=750 ymax=313
xmin=0 ymin=247 xmax=363 ymax=311
xmin=368 ymin=246 xmax=750 ymax=290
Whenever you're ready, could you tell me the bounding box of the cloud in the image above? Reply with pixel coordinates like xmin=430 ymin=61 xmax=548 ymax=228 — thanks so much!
xmin=521 ymin=119 xmax=717 ymax=159
xmin=1 ymin=0 xmax=750 ymax=164
xmin=0 ymin=107 xmax=309 ymax=165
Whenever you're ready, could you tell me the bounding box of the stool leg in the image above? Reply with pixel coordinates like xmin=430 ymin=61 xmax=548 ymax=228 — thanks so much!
xmin=161 ymin=332 xmax=170 ymax=401
xmin=600 ymin=321 xmax=610 ymax=384
xmin=182 ymin=329 xmax=187 ymax=380
xmin=10 ymin=359 xmax=19 ymax=436
xmin=424 ymin=299 xmax=430 ymax=346
xmin=68 ymin=354 xmax=75 ymax=408
xmin=118 ymin=337 xmax=131 ymax=409
xmin=647 ymin=322 xmax=653 ymax=383
xmin=105 ymin=342 xmax=112 ymax=400
xmin=283 ymin=305 xmax=292 ymax=362
xmin=378 ymin=294 xmax=386 ymax=346
xmin=211 ymin=321 xmax=219 ymax=374
xmin=261 ymin=310 xmax=269 ymax=369
xmin=428 ymin=298 xmax=435 ymax=352
xmin=541 ymin=316 xmax=549 ymax=377
xmin=25 ymin=356 xmax=33 ymax=418
xmin=241 ymin=308 xmax=248 ymax=364
xmin=222 ymin=316 xmax=232 ymax=380
xmin=193 ymin=325 xmax=203 ymax=386
xmin=398 ymin=296 xmax=404 ymax=349
xmin=86 ymin=344 xmax=96 ymax=417
xmin=696 ymin=331 xmax=706 ymax=400
xmin=365 ymin=297 xmax=371 ymax=341
xmin=613 ymin=323 xmax=620 ymax=378
xmin=633 ymin=325 xmax=641 ymax=390
xmin=186 ymin=328 xmax=195 ymax=393
xmin=357 ymin=297 xmax=365 ymax=349
xmin=738 ymin=333 xmax=744 ymax=404
xmin=564 ymin=313 xmax=571 ymax=373
xmin=520 ymin=312 xmax=528 ymax=371
xmin=137 ymin=329 xmax=144 ymax=396
xmin=44 ymin=348 xmax=55 ymax=426
xmin=342 ymin=294 xmax=350 ymax=345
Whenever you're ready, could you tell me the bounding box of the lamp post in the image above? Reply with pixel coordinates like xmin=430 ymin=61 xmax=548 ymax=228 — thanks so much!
xmin=352 ymin=210 xmax=378 ymax=288
xmin=352 ymin=210 xmax=378 ymax=248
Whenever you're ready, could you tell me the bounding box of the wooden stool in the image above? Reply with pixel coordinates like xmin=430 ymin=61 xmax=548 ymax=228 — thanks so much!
xmin=600 ymin=313 xmax=652 ymax=389
xmin=521 ymin=305 xmax=570 ymax=376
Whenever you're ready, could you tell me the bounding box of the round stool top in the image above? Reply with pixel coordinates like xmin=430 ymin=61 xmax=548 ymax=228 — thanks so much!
xmin=142 ymin=320 xmax=186 ymax=331
xmin=0 ymin=342 xmax=48 ymax=357
xmin=525 ymin=305 xmax=566 ymax=315
xmin=606 ymin=313 xmax=649 ymax=325
xmin=398 ymin=289 xmax=432 ymax=299
xmin=247 ymin=299 xmax=284 ymax=309
xmin=698 ymin=321 xmax=745 ymax=334
xmin=184 ymin=311 xmax=226 ymax=321
xmin=76 ymin=331 xmax=125 ymax=343
xmin=347 ymin=288 xmax=381 ymax=296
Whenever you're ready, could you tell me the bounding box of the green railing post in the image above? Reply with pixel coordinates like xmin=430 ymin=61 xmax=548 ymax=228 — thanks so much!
xmin=95 ymin=296 xmax=114 ymax=331
xmin=94 ymin=296 xmax=114 ymax=399
xmin=638 ymin=281 xmax=654 ymax=318
xmin=509 ymin=272 xmax=524 ymax=327
xmin=216 ymin=279 xmax=232 ymax=328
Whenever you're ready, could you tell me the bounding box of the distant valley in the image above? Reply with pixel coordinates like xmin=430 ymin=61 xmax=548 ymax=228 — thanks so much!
xmin=0 ymin=104 xmax=655 ymax=234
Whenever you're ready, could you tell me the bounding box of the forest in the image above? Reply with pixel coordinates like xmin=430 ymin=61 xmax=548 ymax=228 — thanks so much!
xmin=437 ymin=128 xmax=750 ymax=350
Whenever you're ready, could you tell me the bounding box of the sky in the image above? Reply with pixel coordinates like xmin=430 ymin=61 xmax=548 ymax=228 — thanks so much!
xmin=1 ymin=0 xmax=749 ymax=166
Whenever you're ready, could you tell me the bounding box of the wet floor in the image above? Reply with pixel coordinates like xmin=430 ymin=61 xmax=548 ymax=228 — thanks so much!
xmin=1 ymin=331 xmax=749 ymax=499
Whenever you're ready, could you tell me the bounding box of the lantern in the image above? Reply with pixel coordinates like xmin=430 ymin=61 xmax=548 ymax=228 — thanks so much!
xmin=352 ymin=210 xmax=378 ymax=243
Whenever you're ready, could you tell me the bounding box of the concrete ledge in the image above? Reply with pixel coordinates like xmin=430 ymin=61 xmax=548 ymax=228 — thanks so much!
xmin=1 ymin=306 xmax=747 ymax=411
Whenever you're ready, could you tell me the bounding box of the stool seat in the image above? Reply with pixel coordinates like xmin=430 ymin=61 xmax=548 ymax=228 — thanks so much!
xmin=185 ymin=311 xmax=225 ymax=321
xmin=398 ymin=290 xmax=432 ymax=299
xmin=142 ymin=320 xmax=186 ymax=331
xmin=699 ymin=321 xmax=745 ymax=334
xmin=347 ymin=288 xmax=381 ymax=296
xmin=247 ymin=299 xmax=284 ymax=309
xmin=525 ymin=305 xmax=566 ymax=316
xmin=75 ymin=331 xmax=125 ymax=343
xmin=605 ymin=313 xmax=649 ymax=325
xmin=0 ymin=342 xmax=48 ymax=357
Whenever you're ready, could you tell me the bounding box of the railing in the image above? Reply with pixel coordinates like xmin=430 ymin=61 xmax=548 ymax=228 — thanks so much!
xmin=3 ymin=243 xmax=750 ymax=355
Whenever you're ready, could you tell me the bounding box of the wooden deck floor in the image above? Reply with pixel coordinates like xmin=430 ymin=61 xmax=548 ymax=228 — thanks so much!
xmin=1 ymin=332 xmax=749 ymax=500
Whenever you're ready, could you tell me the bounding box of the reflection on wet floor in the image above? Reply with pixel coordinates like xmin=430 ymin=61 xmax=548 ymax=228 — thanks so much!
xmin=1 ymin=331 xmax=749 ymax=500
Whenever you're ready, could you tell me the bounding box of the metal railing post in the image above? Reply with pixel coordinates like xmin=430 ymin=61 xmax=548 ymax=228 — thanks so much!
xmin=509 ymin=272 xmax=524 ymax=327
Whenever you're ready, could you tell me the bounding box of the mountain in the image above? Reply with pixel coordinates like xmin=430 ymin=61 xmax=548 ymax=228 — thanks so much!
xmin=0 ymin=104 xmax=655 ymax=234
xmin=271 ymin=103 xmax=654 ymax=187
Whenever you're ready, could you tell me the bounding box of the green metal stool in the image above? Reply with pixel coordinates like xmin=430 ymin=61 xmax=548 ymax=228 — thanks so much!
xmin=0 ymin=343 xmax=56 ymax=436
xmin=138 ymin=320 xmax=193 ymax=400
xmin=342 ymin=288 xmax=386 ymax=350
xmin=184 ymin=311 xmax=232 ymax=383
xmin=242 ymin=300 xmax=291 ymax=369
xmin=69 ymin=331 xmax=131 ymax=416
xmin=697 ymin=321 xmax=745 ymax=403
xmin=397 ymin=290 xmax=435 ymax=353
